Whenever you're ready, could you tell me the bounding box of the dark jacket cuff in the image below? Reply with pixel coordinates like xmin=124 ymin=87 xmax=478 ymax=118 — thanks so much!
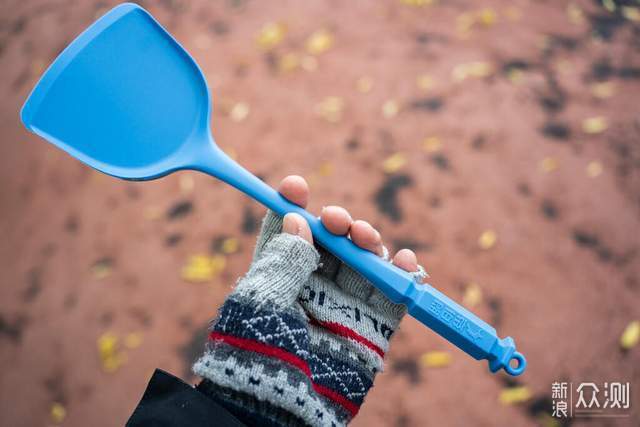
xmin=126 ymin=369 xmax=245 ymax=427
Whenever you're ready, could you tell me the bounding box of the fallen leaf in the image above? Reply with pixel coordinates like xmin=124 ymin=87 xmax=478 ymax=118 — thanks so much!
xmin=422 ymin=136 xmax=442 ymax=153
xmin=50 ymin=402 xmax=66 ymax=424
xmin=620 ymin=320 xmax=639 ymax=350
xmin=230 ymin=102 xmax=250 ymax=122
xmin=462 ymin=282 xmax=483 ymax=307
xmin=602 ymin=0 xmax=616 ymax=13
xmin=499 ymin=386 xmax=532 ymax=405
xmin=567 ymin=3 xmax=585 ymax=25
xmin=125 ymin=332 xmax=143 ymax=349
xmin=356 ymin=76 xmax=374 ymax=93
xmin=91 ymin=258 xmax=113 ymax=280
xmin=586 ymin=161 xmax=603 ymax=177
xmin=257 ymin=22 xmax=286 ymax=50
xmin=456 ymin=13 xmax=475 ymax=37
xmin=382 ymin=99 xmax=400 ymax=118
xmin=181 ymin=255 xmax=227 ymax=283
xmin=318 ymin=162 xmax=334 ymax=177
xmin=478 ymin=230 xmax=497 ymax=250
xmin=420 ymin=351 xmax=452 ymax=368
xmin=416 ymin=74 xmax=434 ymax=91
xmin=507 ymin=69 xmax=525 ymax=84
xmin=590 ymin=81 xmax=616 ymax=99
xmin=316 ymin=96 xmax=344 ymax=123
xmin=143 ymin=206 xmax=163 ymax=220
xmin=452 ymin=61 xmax=493 ymax=81
xmin=478 ymin=8 xmax=498 ymax=26
xmin=623 ymin=6 xmax=640 ymax=22
xmin=382 ymin=153 xmax=407 ymax=173
xmin=221 ymin=237 xmax=239 ymax=254
xmin=278 ymin=52 xmax=300 ymax=72
xmin=306 ymin=29 xmax=334 ymax=55
xmin=97 ymin=332 xmax=126 ymax=373
xmin=540 ymin=157 xmax=559 ymax=173
xmin=582 ymin=116 xmax=608 ymax=134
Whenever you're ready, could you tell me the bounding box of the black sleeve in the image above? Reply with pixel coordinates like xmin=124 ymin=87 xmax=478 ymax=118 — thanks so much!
xmin=126 ymin=369 xmax=245 ymax=427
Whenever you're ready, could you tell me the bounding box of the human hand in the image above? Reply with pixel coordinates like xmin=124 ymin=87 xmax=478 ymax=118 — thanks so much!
xmin=194 ymin=175 xmax=426 ymax=426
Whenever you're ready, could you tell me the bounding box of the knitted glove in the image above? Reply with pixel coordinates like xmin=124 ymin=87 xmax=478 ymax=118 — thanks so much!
xmin=193 ymin=211 xmax=425 ymax=426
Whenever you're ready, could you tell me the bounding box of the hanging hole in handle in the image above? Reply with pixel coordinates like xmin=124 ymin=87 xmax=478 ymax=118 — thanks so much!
xmin=505 ymin=351 xmax=526 ymax=376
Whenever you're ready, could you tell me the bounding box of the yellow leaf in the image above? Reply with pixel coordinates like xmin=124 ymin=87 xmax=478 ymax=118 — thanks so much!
xmin=316 ymin=96 xmax=344 ymax=123
xmin=456 ymin=12 xmax=475 ymax=36
xmin=230 ymin=102 xmax=250 ymax=122
xmin=181 ymin=255 xmax=226 ymax=283
xmin=602 ymin=0 xmax=616 ymax=13
xmin=257 ymin=22 xmax=286 ymax=50
xmin=422 ymin=136 xmax=442 ymax=153
xmin=318 ymin=162 xmax=334 ymax=177
xmin=590 ymin=81 xmax=616 ymax=99
xmin=306 ymin=29 xmax=334 ymax=55
xmin=382 ymin=153 xmax=407 ymax=173
xmin=478 ymin=230 xmax=497 ymax=250
xmin=278 ymin=52 xmax=300 ymax=73
xmin=462 ymin=282 xmax=483 ymax=307
xmin=478 ymin=8 xmax=498 ymax=26
xmin=356 ymin=76 xmax=374 ymax=93
xmin=97 ymin=332 xmax=127 ymax=373
xmin=582 ymin=116 xmax=608 ymax=134
xmin=221 ymin=237 xmax=240 ymax=254
xmin=452 ymin=62 xmax=493 ymax=81
xmin=507 ymin=69 xmax=524 ymax=84
xmin=540 ymin=157 xmax=559 ymax=173
xmin=91 ymin=258 xmax=113 ymax=280
xmin=144 ymin=206 xmax=162 ymax=220
xmin=382 ymin=99 xmax=400 ymax=118
xmin=567 ymin=3 xmax=585 ymax=25
xmin=50 ymin=402 xmax=66 ymax=424
xmin=586 ymin=161 xmax=603 ymax=178
xmin=623 ymin=6 xmax=640 ymax=22
xmin=416 ymin=74 xmax=434 ymax=91
xmin=499 ymin=386 xmax=532 ymax=405
xmin=620 ymin=320 xmax=640 ymax=350
xmin=124 ymin=332 xmax=143 ymax=349
xmin=420 ymin=351 xmax=452 ymax=368
xmin=98 ymin=332 xmax=118 ymax=357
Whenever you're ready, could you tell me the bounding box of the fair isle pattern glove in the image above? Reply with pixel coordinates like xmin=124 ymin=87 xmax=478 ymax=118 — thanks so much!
xmin=193 ymin=211 xmax=425 ymax=426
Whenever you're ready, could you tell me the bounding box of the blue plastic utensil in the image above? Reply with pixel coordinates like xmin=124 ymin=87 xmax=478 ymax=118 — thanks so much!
xmin=21 ymin=3 xmax=526 ymax=376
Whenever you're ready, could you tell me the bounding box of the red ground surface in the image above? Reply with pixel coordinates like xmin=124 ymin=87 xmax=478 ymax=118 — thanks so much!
xmin=1 ymin=0 xmax=639 ymax=426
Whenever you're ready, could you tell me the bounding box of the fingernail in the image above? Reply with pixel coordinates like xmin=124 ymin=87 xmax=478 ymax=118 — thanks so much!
xmin=282 ymin=213 xmax=301 ymax=235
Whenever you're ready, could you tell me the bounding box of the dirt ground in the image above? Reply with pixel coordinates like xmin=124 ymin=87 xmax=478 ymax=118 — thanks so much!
xmin=1 ymin=0 xmax=639 ymax=426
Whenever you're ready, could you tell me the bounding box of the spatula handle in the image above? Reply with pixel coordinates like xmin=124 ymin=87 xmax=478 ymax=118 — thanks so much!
xmin=193 ymin=146 xmax=526 ymax=376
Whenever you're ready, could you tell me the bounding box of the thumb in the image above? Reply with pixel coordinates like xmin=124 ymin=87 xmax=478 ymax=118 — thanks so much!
xmin=234 ymin=213 xmax=319 ymax=307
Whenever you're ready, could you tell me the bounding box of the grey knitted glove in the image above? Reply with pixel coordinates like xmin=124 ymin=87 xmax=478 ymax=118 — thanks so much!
xmin=194 ymin=211 xmax=425 ymax=426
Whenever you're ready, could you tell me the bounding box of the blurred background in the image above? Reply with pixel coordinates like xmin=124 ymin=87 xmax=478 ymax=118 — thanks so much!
xmin=1 ymin=0 xmax=639 ymax=425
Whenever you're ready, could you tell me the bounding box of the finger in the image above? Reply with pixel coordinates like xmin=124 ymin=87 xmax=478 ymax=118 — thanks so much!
xmin=392 ymin=249 xmax=418 ymax=273
xmin=321 ymin=206 xmax=353 ymax=235
xmin=349 ymin=220 xmax=384 ymax=256
xmin=277 ymin=175 xmax=309 ymax=208
xmin=282 ymin=213 xmax=313 ymax=244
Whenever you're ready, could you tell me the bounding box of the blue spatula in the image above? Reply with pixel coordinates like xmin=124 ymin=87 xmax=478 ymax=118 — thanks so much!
xmin=21 ymin=3 xmax=526 ymax=376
